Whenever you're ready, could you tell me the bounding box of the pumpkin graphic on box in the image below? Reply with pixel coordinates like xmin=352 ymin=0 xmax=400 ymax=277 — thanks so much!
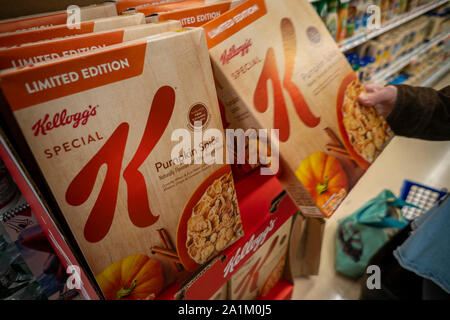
xmin=96 ymin=254 xmax=164 ymax=300
xmin=295 ymin=152 xmax=348 ymax=217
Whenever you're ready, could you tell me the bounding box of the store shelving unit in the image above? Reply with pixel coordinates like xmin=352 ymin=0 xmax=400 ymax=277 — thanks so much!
xmin=421 ymin=60 xmax=450 ymax=86
xmin=369 ymin=32 xmax=450 ymax=84
xmin=339 ymin=0 xmax=449 ymax=52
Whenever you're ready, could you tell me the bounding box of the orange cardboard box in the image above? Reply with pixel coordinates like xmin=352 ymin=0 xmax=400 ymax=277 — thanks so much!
xmin=0 ymin=2 xmax=118 ymax=34
xmin=0 ymin=13 xmax=146 ymax=48
xmin=141 ymin=0 xmax=244 ymax=27
xmin=204 ymin=0 xmax=394 ymax=218
xmin=0 ymin=28 xmax=243 ymax=299
xmin=0 ymin=21 xmax=182 ymax=70
xmin=115 ymin=0 xmax=225 ymax=14
xmin=115 ymin=0 xmax=184 ymax=14
xmin=134 ymin=0 xmax=207 ymax=15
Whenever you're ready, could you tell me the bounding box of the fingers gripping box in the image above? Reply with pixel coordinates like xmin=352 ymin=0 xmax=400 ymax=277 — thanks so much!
xmin=204 ymin=0 xmax=393 ymax=218
xmin=0 ymin=28 xmax=243 ymax=299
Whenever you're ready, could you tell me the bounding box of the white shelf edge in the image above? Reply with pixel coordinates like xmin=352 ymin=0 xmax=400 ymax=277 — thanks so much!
xmin=421 ymin=60 xmax=450 ymax=86
xmin=339 ymin=0 xmax=449 ymax=52
xmin=369 ymin=32 xmax=450 ymax=84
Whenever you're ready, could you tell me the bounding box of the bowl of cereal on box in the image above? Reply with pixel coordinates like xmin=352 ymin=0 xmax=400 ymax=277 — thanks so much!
xmin=336 ymin=73 xmax=393 ymax=170
xmin=176 ymin=166 xmax=243 ymax=272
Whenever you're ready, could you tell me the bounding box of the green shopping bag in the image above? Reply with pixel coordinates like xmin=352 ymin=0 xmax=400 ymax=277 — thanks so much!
xmin=335 ymin=190 xmax=413 ymax=279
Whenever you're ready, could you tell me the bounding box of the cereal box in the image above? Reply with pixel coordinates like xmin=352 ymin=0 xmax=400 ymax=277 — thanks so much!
xmin=0 ymin=2 xmax=118 ymax=34
xmin=0 ymin=21 xmax=182 ymax=70
xmin=139 ymin=0 xmax=244 ymax=27
xmin=115 ymin=0 xmax=184 ymax=14
xmin=204 ymin=0 xmax=393 ymax=218
xmin=115 ymin=0 xmax=227 ymax=14
xmin=0 ymin=28 xmax=243 ymax=299
xmin=0 ymin=13 xmax=146 ymax=48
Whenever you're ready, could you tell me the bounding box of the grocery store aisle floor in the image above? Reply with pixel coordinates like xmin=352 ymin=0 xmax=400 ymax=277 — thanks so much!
xmin=292 ymin=74 xmax=450 ymax=300
xmin=292 ymin=136 xmax=450 ymax=300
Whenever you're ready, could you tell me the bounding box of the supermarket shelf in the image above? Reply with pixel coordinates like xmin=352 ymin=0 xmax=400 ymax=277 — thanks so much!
xmin=339 ymin=0 xmax=449 ymax=52
xmin=370 ymin=32 xmax=450 ymax=84
xmin=421 ymin=60 xmax=450 ymax=86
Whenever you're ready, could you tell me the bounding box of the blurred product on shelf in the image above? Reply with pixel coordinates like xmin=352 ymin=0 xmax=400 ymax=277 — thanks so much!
xmin=0 ymin=224 xmax=46 ymax=300
xmin=0 ymin=164 xmax=80 ymax=300
xmin=0 ymin=214 xmax=80 ymax=300
xmin=346 ymin=0 xmax=358 ymax=38
xmin=325 ymin=0 xmax=339 ymax=40
xmin=312 ymin=0 xmax=448 ymax=45
xmin=312 ymin=0 xmax=328 ymax=24
xmin=381 ymin=0 xmax=390 ymax=22
xmin=343 ymin=3 xmax=449 ymax=83
xmin=0 ymin=159 xmax=18 ymax=209
xmin=0 ymin=129 xmax=100 ymax=300
xmin=337 ymin=0 xmax=349 ymax=42
xmin=387 ymin=41 xmax=448 ymax=86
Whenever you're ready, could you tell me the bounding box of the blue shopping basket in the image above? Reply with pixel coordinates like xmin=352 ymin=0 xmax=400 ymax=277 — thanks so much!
xmin=399 ymin=180 xmax=447 ymax=221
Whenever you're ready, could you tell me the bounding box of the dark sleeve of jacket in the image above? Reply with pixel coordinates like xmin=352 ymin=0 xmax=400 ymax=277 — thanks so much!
xmin=387 ymin=85 xmax=450 ymax=141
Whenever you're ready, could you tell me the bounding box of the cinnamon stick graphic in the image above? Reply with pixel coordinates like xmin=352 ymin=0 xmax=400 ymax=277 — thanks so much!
xmin=324 ymin=127 xmax=344 ymax=147
xmin=326 ymin=148 xmax=354 ymax=160
xmin=151 ymin=246 xmax=179 ymax=259
xmin=155 ymin=229 xmax=184 ymax=272
xmin=326 ymin=144 xmax=350 ymax=155
xmin=152 ymin=252 xmax=182 ymax=264
xmin=159 ymin=229 xmax=176 ymax=252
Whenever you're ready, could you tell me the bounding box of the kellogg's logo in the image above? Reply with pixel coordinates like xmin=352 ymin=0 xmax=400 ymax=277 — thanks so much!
xmin=31 ymin=105 xmax=98 ymax=136
xmin=223 ymin=218 xmax=276 ymax=278
xmin=220 ymin=39 xmax=252 ymax=65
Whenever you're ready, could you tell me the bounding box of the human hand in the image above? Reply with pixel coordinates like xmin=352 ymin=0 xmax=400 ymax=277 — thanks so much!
xmin=357 ymin=83 xmax=398 ymax=119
